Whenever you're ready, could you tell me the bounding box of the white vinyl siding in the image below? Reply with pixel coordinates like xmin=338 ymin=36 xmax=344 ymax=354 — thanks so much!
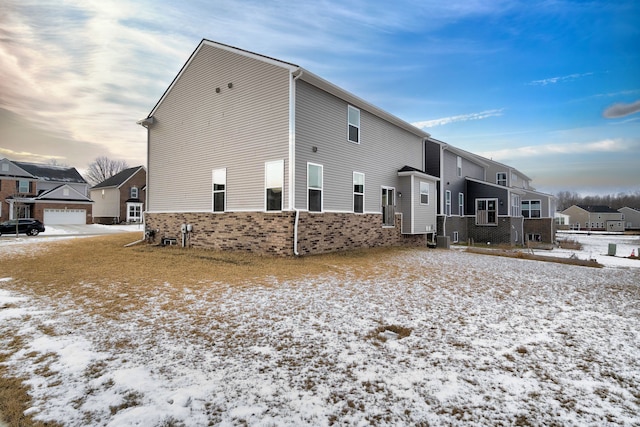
xmin=147 ymin=43 xmax=291 ymax=212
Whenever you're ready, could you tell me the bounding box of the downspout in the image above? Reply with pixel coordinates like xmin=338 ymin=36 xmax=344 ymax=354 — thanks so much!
xmin=440 ymin=143 xmax=446 ymax=238
xmin=291 ymin=69 xmax=304 ymax=256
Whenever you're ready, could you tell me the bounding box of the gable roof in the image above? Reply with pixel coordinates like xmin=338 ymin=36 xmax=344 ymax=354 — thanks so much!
xmin=576 ymin=205 xmax=619 ymax=213
xmin=92 ymin=166 xmax=145 ymax=189
xmin=12 ymin=161 xmax=87 ymax=184
xmin=142 ymin=39 xmax=429 ymax=139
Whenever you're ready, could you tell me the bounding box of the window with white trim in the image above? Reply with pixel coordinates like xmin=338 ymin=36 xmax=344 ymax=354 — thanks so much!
xmin=445 ymin=190 xmax=451 ymax=216
xmin=308 ymin=163 xmax=323 ymax=212
xmin=476 ymin=198 xmax=497 ymax=225
xmin=348 ymin=105 xmax=360 ymax=143
xmin=265 ymin=160 xmax=284 ymax=211
xmin=420 ymin=181 xmax=429 ymax=205
xmin=130 ymin=186 xmax=138 ymax=199
xmin=511 ymin=194 xmax=520 ymax=217
xmin=127 ymin=203 xmax=143 ymax=222
xmin=212 ymin=168 xmax=226 ymax=212
xmin=353 ymin=172 xmax=364 ymax=213
xmin=458 ymin=192 xmax=464 ymax=216
xmin=497 ymin=172 xmax=507 ymax=186
xmin=18 ymin=180 xmax=29 ymax=193
xmin=456 ymin=156 xmax=462 ymax=177
xmin=521 ymin=200 xmax=541 ymax=218
xmin=453 ymin=231 xmax=459 ymax=243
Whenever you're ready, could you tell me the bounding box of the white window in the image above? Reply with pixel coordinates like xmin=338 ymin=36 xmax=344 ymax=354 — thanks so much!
xmin=476 ymin=198 xmax=498 ymax=225
xmin=453 ymin=231 xmax=459 ymax=243
xmin=420 ymin=181 xmax=429 ymax=205
xmin=130 ymin=186 xmax=138 ymax=199
xmin=497 ymin=172 xmax=507 ymax=186
xmin=521 ymin=200 xmax=541 ymax=218
xmin=308 ymin=163 xmax=323 ymax=212
xmin=458 ymin=192 xmax=464 ymax=216
xmin=456 ymin=156 xmax=462 ymax=177
xmin=511 ymin=194 xmax=520 ymax=217
xmin=265 ymin=160 xmax=284 ymax=211
xmin=127 ymin=203 xmax=143 ymax=222
xmin=382 ymin=187 xmax=395 ymax=226
xmin=353 ymin=172 xmax=364 ymax=213
xmin=348 ymin=105 xmax=360 ymax=144
xmin=18 ymin=180 xmax=29 ymax=193
xmin=445 ymin=190 xmax=451 ymax=216
xmin=212 ymin=168 xmax=226 ymax=212
xmin=63 ymin=188 xmax=70 ymax=196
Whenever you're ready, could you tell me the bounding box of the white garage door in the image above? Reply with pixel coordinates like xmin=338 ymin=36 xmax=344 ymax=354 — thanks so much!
xmin=43 ymin=209 xmax=86 ymax=225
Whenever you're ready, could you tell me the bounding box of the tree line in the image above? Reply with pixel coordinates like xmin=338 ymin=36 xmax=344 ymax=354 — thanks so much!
xmin=555 ymin=190 xmax=640 ymax=211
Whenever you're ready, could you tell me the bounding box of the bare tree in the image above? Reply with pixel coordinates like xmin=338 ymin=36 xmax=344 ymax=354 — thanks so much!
xmin=85 ymin=156 xmax=129 ymax=186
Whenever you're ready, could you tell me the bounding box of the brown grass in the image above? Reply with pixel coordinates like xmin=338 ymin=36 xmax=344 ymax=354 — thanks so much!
xmin=465 ymin=247 xmax=602 ymax=268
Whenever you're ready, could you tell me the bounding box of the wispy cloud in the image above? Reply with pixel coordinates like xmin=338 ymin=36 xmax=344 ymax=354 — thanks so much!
xmin=412 ymin=109 xmax=504 ymax=129
xmin=528 ymin=72 xmax=593 ymax=86
xmin=477 ymin=138 xmax=627 ymax=161
xmin=603 ymin=100 xmax=640 ymax=118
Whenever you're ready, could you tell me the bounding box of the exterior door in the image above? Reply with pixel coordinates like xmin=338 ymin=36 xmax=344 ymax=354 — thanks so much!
xmin=382 ymin=187 xmax=395 ymax=226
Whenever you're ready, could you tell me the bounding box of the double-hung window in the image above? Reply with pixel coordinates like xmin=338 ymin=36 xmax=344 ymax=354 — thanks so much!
xmin=353 ymin=172 xmax=364 ymax=213
xmin=265 ymin=160 xmax=284 ymax=211
xmin=445 ymin=190 xmax=451 ymax=216
xmin=212 ymin=168 xmax=226 ymax=212
xmin=420 ymin=182 xmax=429 ymax=205
xmin=308 ymin=163 xmax=323 ymax=212
xmin=476 ymin=199 xmax=497 ymax=225
xmin=348 ymin=105 xmax=360 ymax=144
xmin=458 ymin=193 xmax=464 ymax=216
xmin=511 ymin=194 xmax=521 ymax=217
xmin=521 ymin=200 xmax=541 ymax=218
xmin=497 ymin=172 xmax=507 ymax=186
xmin=17 ymin=180 xmax=29 ymax=193
xmin=130 ymin=186 xmax=138 ymax=199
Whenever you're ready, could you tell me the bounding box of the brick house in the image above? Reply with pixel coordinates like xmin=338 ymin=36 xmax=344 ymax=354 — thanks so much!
xmin=138 ymin=39 xmax=438 ymax=255
xmin=90 ymin=166 xmax=146 ymax=224
xmin=0 ymin=158 xmax=93 ymax=224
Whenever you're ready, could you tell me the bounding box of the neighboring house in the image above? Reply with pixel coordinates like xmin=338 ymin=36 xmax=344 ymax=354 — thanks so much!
xmin=90 ymin=166 xmax=146 ymax=224
xmin=562 ymin=205 xmax=624 ymax=232
xmin=424 ymin=138 xmax=555 ymax=245
xmin=138 ymin=39 xmax=438 ymax=255
xmin=618 ymin=207 xmax=640 ymax=230
xmin=0 ymin=158 xmax=93 ymax=224
xmin=554 ymin=212 xmax=571 ymax=230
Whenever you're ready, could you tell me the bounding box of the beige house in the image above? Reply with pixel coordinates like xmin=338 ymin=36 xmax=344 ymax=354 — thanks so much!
xmin=619 ymin=207 xmax=640 ymax=230
xmin=562 ymin=205 xmax=624 ymax=232
xmin=91 ymin=166 xmax=146 ymax=224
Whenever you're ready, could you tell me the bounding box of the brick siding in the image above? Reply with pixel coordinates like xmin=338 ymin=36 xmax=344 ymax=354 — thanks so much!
xmin=145 ymin=212 xmax=426 ymax=256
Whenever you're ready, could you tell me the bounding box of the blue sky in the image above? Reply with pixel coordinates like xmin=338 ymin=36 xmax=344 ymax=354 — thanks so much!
xmin=1 ymin=0 xmax=638 ymax=196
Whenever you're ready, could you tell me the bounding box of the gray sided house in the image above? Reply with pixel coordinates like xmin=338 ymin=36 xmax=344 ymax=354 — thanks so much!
xmin=424 ymin=138 xmax=555 ymax=245
xmin=0 ymin=158 xmax=93 ymax=224
xmin=562 ymin=205 xmax=624 ymax=232
xmin=139 ymin=39 xmax=438 ymax=255
xmin=619 ymin=207 xmax=640 ymax=230
xmin=91 ymin=166 xmax=146 ymax=224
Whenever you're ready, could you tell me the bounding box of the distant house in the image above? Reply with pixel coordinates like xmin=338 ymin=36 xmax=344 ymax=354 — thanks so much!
xmin=562 ymin=205 xmax=624 ymax=232
xmin=138 ymin=39 xmax=438 ymax=255
xmin=424 ymin=138 xmax=555 ymax=245
xmin=554 ymin=212 xmax=570 ymax=230
xmin=619 ymin=207 xmax=640 ymax=230
xmin=90 ymin=166 xmax=146 ymax=224
xmin=0 ymin=158 xmax=93 ymax=224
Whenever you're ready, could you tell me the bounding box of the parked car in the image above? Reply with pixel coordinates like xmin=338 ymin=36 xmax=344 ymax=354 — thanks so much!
xmin=0 ymin=219 xmax=46 ymax=236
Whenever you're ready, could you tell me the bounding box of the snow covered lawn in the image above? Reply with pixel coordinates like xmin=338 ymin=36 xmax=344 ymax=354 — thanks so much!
xmin=1 ymin=236 xmax=639 ymax=426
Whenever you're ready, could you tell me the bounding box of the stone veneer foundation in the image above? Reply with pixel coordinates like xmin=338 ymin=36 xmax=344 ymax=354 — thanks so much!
xmin=145 ymin=212 xmax=427 ymax=256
